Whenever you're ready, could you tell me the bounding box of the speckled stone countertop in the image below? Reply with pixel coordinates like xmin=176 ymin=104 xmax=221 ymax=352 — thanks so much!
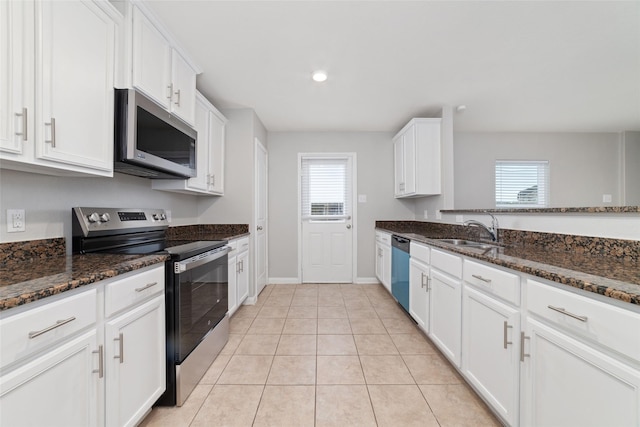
xmin=442 ymin=206 xmax=640 ymax=214
xmin=376 ymin=221 xmax=640 ymax=306
xmin=0 ymin=251 xmax=168 ymax=311
xmin=0 ymin=224 xmax=250 ymax=312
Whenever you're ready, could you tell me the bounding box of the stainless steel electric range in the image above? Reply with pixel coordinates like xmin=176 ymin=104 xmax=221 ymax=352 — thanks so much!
xmin=72 ymin=207 xmax=230 ymax=406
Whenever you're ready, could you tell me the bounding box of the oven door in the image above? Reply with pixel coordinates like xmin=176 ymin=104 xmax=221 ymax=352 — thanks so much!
xmin=173 ymin=246 xmax=229 ymax=362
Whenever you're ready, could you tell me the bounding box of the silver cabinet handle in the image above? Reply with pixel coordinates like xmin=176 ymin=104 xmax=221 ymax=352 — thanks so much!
xmin=472 ymin=274 xmax=492 ymax=283
xmin=29 ymin=316 xmax=76 ymax=339
xmin=547 ymin=305 xmax=588 ymax=322
xmin=114 ymin=333 xmax=124 ymax=363
xmin=45 ymin=117 xmax=56 ymax=147
xmin=174 ymin=88 xmax=181 ymax=106
xmin=15 ymin=108 xmax=27 ymax=140
xmin=520 ymin=331 xmax=530 ymax=362
xmin=92 ymin=345 xmax=104 ymax=378
xmin=135 ymin=281 xmax=158 ymax=292
xmin=503 ymin=321 xmax=513 ymax=349
xmin=166 ymin=83 xmax=173 ymax=100
xmin=211 ymin=174 xmax=215 ymax=186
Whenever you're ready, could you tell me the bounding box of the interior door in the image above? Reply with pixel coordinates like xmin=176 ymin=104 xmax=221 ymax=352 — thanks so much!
xmin=254 ymin=138 xmax=268 ymax=295
xmin=300 ymin=154 xmax=355 ymax=283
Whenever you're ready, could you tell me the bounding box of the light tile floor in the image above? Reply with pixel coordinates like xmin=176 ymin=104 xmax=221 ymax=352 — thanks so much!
xmin=140 ymin=283 xmax=502 ymax=427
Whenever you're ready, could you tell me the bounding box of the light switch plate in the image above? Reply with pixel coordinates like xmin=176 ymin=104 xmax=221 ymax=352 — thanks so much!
xmin=602 ymin=194 xmax=612 ymax=203
xmin=358 ymin=194 xmax=367 ymax=203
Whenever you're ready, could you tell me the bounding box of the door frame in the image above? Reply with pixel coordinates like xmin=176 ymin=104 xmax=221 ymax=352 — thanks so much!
xmin=254 ymin=137 xmax=268 ymax=299
xmin=297 ymin=152 xmax=358 ymax=283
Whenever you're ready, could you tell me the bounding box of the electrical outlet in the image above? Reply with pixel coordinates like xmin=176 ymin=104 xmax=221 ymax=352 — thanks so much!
xmin=603 ymin=194 xmax=612 ymax=203
xmin=7 ymin=209 xmax=25 ymax=232
xmin=165 ymin=210 xmax=172 ymax=223
xmin=436 ymin=210 xmax=442 ymax=220
xmin=423 ymin=210 xmax=428 ymax=219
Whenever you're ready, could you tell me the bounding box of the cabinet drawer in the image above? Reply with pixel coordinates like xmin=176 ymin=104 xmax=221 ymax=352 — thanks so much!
xmin=235 ymin=237 xmax=249 ymax=253
xmin=0 ymin=288 xmax=97 ymax=369
xmin=464 ymin=260 xmax=520 ymax=306
xmin=376 ymin=231 xmax=391 ymax=245
xmin=410 ymin=242 xmax=430 ymax=265
xmin=431 ymin=249 xmax=462 ymax=279
xmin=105 ymin=266 xmax=165 ymax=318
xmin=527 ymin=279 xmax=640 ymax=362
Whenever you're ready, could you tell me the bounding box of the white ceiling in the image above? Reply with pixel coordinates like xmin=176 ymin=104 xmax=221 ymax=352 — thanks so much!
xmin=145 ymin=0 xmax=640 ymax=133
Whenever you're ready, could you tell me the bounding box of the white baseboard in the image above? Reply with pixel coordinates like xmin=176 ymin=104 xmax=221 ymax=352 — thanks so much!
xmin=243 ymin=296 xmax=258 ymax=305
xmin=268 ymin=277 xmax=300 ymax=285
xmin=355 ymin=277 xmax=381 ymax=285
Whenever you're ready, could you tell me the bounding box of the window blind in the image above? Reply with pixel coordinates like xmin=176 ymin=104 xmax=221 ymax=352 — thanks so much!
xmin=301 ymin=157 xmax=352 ymax=220
xmin=495 ymin=160 xmax=549 ymax=207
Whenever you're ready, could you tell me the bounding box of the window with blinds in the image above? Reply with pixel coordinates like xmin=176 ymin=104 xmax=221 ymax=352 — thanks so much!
xmin=495 ymin=160 xmax=549 ymax=207
xmin=301 ymin=157 xmax=352 ymax=221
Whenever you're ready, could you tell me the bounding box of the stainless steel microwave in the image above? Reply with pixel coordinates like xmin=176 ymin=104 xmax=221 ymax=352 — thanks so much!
xmin=114 ymin=88 xmax=197 ymax=179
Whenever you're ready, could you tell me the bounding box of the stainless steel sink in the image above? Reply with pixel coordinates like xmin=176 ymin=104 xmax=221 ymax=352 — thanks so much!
xmin=435 ymin=239 xmax=502 ymax=250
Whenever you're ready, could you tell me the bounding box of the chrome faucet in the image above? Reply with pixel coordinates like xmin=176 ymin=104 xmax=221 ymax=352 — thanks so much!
xmin=464 ymin=213 xmax=499 ymax=242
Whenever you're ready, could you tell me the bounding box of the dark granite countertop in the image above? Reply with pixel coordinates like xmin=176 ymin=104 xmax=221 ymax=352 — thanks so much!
xmin=377 ymin=227 xmax=640 ymax=306
xmin=0 ymin=224 xmax=251 ymax=312
xmin=0 ymin=252 xmax=168 ymax=311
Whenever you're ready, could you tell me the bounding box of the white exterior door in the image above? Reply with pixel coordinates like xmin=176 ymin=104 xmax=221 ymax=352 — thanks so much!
xmin=300 ymin=154 xmax=355 ymax=283
xmin=254 ymin=139 xmax=268 ymax=295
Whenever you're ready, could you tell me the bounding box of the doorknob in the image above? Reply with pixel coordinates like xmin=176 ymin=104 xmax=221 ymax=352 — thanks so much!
xmin=257 ymin=225 xmax=263 ymax=231
xmin=346 ymin=224 xmax=352 ymax=229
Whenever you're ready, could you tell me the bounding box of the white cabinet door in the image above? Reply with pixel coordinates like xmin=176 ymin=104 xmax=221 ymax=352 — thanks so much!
xmin=393 ymin=136 xmax=404 ymax=196
xmin=132 ymin=6 xmax=171 ymax=110
xmin=375 ymin=242 xmax=383 ymax=283
xmin=381 ymin=243 xmax=391 ymax=291
xmin=462 ymin=286 xmax=520 ymax=426
xmin=0 ymin=330 xmax=100 ymax=427
xmin=429 ymin=269 xmax=462 ymax=367
xmin=237 ymin=249 xmax=249 ymax=305
xmin=36 ymin=0 xmax=114 ymax=172
xmin=189 ymin=94 xmax=211 ymax=192
xmin=0 ymin=0 xmax=28 ymax=155
xmin=105 ymin=295 xmax=165 ymax=427
xmin=228 ymin=254 xmax=238 ymax=315
xmin=170 ymin=49 xmax=196 ymax=125
xmin=521 ymin=318 xmax=640 ymax=427
xmin=208 ymin=109 xmax=226 ymax=195
xmin=402 ymin=127 xmax=416 ymax=195
xmin=409 ymin=258 xmax=430 ymax=331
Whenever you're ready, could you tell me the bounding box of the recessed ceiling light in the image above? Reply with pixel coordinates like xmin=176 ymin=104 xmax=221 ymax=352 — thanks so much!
xmin=312 ymin=70 xmax=328 ymax=82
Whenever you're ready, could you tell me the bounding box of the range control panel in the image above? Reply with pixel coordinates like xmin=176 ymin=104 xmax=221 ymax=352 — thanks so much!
xmin=72 ymin=207 xmax=169 ymax=237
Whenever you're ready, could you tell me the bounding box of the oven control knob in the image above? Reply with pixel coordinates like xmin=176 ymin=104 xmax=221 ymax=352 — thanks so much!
xmin=99 ymin=213 xmax=111 ymax=223
xmin=152 ymin=214 xmax=159 ymax=220
xmin=160 ymin=213 xmax=167 ymax=220
xmin=87 ymin=212 xmax=100 ymax=223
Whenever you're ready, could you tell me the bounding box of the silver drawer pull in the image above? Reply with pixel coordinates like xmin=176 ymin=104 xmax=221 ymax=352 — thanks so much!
xmin=547 ymin=305 xmax=588 ymax=322
xmin=15 ymin=108 xmax=28 ymax=140
xmin=472 ymin=274 xmax=492 ymax=283
xmin=44 ymin=117 xmax=56 ymax=147
xmin=503 ymin=321 xmax=513 ymax=349
xmin=92 ymin=345 xmax=104 ymax=378
xmin=29 ymin=316 xmax=76 ymax=339
xmin=135 ymin=281 xmax=158 ymax=292
xmin=114 ymin=333 xmax=124 ymax=363
xmin=174 ymin=88 xmax=181 ymax=106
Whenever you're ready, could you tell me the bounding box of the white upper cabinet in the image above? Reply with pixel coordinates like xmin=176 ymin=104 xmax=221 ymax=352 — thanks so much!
xmin=393 ymin=118 xmax=441 ymax=198
xmin=130 ymin=5 xmax=197 ymax=126
xmin=152 ymin=91 xmax=226 ymax=195
xmin=0 ymin=0 xmax=118 ymax=177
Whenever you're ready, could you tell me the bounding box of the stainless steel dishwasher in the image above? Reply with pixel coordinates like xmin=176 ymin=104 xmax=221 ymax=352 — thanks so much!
xmin=391 ymin=235 xmax=410 ymax=312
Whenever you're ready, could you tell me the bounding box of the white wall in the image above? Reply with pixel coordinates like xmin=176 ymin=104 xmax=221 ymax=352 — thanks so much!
xmin=267 ymin=131 xmax=415 ymax=281
xmin=453 ymin=132 xmax=622 ymax=209
xmin=0 ymin=169 xmax=199 ymax=248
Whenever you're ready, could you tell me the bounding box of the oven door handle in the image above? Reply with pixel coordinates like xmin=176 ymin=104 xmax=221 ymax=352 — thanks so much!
xmin=174 ymin=246 xmax=230 ymax=274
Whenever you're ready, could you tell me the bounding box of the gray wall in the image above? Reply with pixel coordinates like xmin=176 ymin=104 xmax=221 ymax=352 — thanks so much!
xmin=453 ymin=132 xmax=622 ymax=209
xmin=267 ymin=131 xmax=415 ymax=281
xmin=0 ymin=169 xmax=199 ymax=247
xmin=623 ymin=131 xmax=640 ymax=205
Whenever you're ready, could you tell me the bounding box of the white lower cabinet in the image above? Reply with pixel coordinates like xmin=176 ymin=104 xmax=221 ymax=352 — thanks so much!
xmin=429 ymin=269 xmax=462 ymax=367
xmin=520 ymin=318 xmax=640 ymax=427
xmin=0 ymin=265 xmax=166 ymax=427
xmin=0 ymin=330 xmax=100 ymax=427
xmin=375 ymin=231 xmax=392 ymax=292
xmin=409 ymin=241 xmax=430 ymax=332
xmin=463 ymin=286 xmax=520 ymax=426
xmin=105 ymin=295 xmax=165 ymax=427
xmin=228 ymin=237 xmax=250 ymax=316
